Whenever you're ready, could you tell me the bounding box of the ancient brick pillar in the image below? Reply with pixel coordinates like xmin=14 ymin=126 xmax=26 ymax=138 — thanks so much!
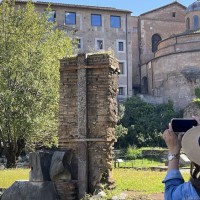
xmin=58 ymin=53 xmax=119 ymax=198
xmin=77 ymin=54 xmax=88 ymax=197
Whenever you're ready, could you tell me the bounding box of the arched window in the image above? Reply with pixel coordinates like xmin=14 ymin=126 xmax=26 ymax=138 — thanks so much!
xmin=141 ymin=76 xmax=148 ymax=94
xmin=194 ymin=15 xmax=199 ymax=30
xmin=186 ymin=17 xmax=190 ymax=31
xmin=152 ymin=34 xmax=162 ymax=52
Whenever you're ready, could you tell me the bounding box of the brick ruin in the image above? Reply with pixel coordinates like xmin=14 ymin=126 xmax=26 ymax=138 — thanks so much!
xmin=58 ymin=53 xmax=119 ymax=198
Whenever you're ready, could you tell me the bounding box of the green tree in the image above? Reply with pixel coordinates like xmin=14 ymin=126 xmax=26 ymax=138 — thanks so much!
xmin=116 ymin=96 xmax=182 ymax=148
xmin=0 ymin=1 xmax=74 ymax=167
xmin=115 ymin=104 xmax=128 ymax=139
xmin=193 ymin=87 xmax=200 ymax=105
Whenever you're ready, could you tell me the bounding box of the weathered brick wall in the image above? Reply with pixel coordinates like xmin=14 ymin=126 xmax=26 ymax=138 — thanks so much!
xmin=158 ymin=37 xmax=176 ymax=49
xmin=155 ymin=44 xmax=176 ymax=58
xmin=59 ymin=57 xmax=79 ymax=180
xmin=59 ymin=57 xmax=78 ymax=145
xmin=155 ymin=33 xmax=200 ymax=58
xmin=58 ymin=53 xmax=119 ymax=197
xmin=140 ymin=4 xmax=185 ymax=21
xmin=139 ymin=3 xmax=186 ymax=65
xmin=131 ymin=16 xmax=140 ymax=88
xmin=147 ymin=51 xmax=200 ymax=110
xmin=86 ymin=54 xmax=118 ymax=192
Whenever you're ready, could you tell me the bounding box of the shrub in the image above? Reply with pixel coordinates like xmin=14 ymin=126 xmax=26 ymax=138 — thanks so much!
xmin=125 ymin=146 xmax=142 ymax=160
xmin=116 ymin=96 xmax=182 ymax=148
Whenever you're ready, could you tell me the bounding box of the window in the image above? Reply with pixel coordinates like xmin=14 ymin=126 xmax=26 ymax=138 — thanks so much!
xmin=77 ymin=38 xmax=82 ymax=49
xmin=91 ymin=14 xmax=101 ymax=26
xmin=152 ymin=34 xmax=162 ymax=52
xmin=95 ymin=39 xmax=104 ymax=50
xmin=119 ymin=61 xmax=126 ymax=75
xmin=194 ymin=15 xmax=199 ymax=30
xmin=118 ymin=42 xmax=124 ymax=51
xmin=172 ymin=12 xmax=176 ymax=18
xmin=117 ymin=40 xmax=125 ymax=52
xmin=65 ymin=12 xmax=76 ymax=25
xmin=119 ymin=62 xmax=124 ymax=74
xmin=110 ymin=15 xmax=121 ymax=28
xmin=141 ymin=76 xmax=148 ymax=94
xmin=45 ymin=10 xmax=56 ymax=22
xmin=118 ymin=86 xmax=127 ymax=96
xmin=118 ymin=87 xmax=125 ymax=95
xmin=186 ymin=17 xmax=190 ymax=30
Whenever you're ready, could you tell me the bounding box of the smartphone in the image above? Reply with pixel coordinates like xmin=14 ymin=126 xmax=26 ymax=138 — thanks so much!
xmin=171 ymin=118 xmax=198 ymax=132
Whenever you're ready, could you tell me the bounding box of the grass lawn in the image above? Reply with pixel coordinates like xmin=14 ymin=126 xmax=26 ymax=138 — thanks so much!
xmin=0 ymin=169 xmax=29 ymax=188
xmin=107 ymin=168 xmax=190 ymax=198
xmin=112 ymin=169 xmax=166 ymax=194
xmin=0 ymin=168 xmax=190 ymax=199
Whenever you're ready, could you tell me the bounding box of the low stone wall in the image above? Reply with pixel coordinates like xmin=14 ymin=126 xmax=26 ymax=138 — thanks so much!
xmin=142 ymin=149 xmax=168 ymax=158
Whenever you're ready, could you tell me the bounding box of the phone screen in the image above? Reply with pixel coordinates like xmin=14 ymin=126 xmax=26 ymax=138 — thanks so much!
xmin=171 ymin=118 xmax=198 ymax=132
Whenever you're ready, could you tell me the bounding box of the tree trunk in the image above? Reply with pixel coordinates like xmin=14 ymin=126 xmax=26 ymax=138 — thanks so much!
xmin=5 ymin=143 xmax=17 ymax=168
xmin=0 ymin=139 xmax=2 ymax=157
xmin=16 ymin=139 xmax=25 ymax=158
xmin=6 ymin=152 xmax=16 ymax=168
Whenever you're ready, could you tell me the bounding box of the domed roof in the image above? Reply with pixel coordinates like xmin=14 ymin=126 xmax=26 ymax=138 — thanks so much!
xmin=186 ymin=1 xmax=200 ymax=13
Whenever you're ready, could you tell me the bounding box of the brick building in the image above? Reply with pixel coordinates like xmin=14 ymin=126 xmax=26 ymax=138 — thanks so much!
xmin=140 ymin=1 xmax=200 ymax=110
xmin=15 ymin=0 xmax=200 ymax=109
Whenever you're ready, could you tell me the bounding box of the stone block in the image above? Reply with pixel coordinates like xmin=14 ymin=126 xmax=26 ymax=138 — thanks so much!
xmin=50 ymin=150 xmax=72 ymax=181
xmin=1 ymin=181 xmax=59 ymax=200
xmin=29 ymin=151 xmax=53 ymax=181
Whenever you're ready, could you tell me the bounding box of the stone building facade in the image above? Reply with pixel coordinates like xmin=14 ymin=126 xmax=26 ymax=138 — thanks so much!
xmin=139 ymin=3 xmax=186 ymax=65
xmin=15 ymin=0 xmax=200 ymax=110
xmin=15 ymin=0 xmax=133 ymax=101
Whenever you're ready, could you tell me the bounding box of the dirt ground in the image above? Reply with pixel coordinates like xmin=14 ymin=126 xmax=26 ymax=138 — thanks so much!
xmin=125 ymin=191 xmax=164 ymax=200
xmin=149 ymin=193 xmax=164 ymax=200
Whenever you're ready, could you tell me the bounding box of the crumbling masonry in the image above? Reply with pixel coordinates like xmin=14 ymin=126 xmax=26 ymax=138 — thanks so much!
xmin=58 ymin=53 xmax=119 ymax=198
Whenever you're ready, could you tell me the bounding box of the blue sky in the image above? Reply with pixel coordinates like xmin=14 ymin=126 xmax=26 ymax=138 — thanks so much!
xmin=44 ymin=0 xmax=195 ymax=15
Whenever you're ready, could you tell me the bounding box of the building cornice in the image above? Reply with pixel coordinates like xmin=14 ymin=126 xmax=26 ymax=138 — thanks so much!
xmin=140 ymin=2 xmax=186 ymax=17
xmin=15 ymin=0 xmax=132 ymax=14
